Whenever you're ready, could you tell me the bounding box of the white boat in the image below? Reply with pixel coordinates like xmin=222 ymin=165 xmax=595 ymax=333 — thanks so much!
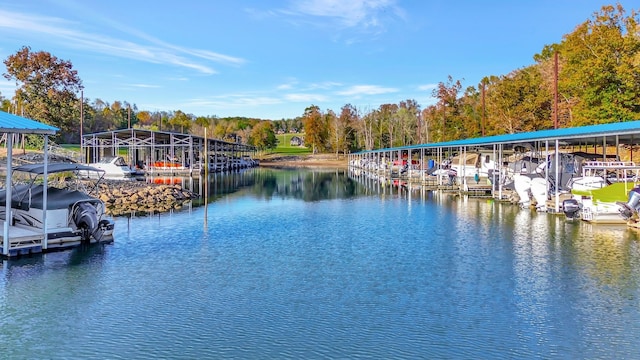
xmin=563 ymin=182 xmax=634 ymax=223
xmin=448 ymin=152 xmax=496 ymax=187
xmin=513 ymin=152 xmax=605 ymax=212
xmin=86 ymin=156 xmax=141 ymax=179
xmin=199 ymin=155 xmax=228 ymax=173
xmin=0 ymin=163 xmax=115 ymax=249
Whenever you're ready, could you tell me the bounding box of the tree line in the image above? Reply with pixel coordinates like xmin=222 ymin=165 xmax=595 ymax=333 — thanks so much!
xmin=1 ymin=4 xmax=638 ymax=154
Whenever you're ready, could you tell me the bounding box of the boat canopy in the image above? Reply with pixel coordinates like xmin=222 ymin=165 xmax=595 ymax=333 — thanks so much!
xmin=13 ymin=163 xmax=104 ymax=175
xmin=0 ymin=185 xmax=97 ymax=210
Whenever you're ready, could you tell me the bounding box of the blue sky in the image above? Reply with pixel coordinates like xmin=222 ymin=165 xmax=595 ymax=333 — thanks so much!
xmin=0 ymin=1 xmax=636 ymax=120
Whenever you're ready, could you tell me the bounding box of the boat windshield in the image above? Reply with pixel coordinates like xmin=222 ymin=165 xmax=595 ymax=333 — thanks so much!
xmin=99 ymin=157 xmax=127 ymax=166
xmin=113 ymin=157 xmax=128 ymax=166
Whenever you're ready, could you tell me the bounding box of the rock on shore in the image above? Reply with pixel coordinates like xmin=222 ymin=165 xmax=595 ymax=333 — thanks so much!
xmin=40 ymin=179 xmax=199 ymax=216
xmin=96 ymin=180 xmax=199 ymax=216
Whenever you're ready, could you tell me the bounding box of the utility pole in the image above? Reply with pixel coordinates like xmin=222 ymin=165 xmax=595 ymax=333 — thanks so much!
xmin=481 ymin=82 xmax=486 ymax=137
xmin=80 ymin=90 xmax=84 ymax=162
xmin=554 ymin=51 xmax=559 ymax=129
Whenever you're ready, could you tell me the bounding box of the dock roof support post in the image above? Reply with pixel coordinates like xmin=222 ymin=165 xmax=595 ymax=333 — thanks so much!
xmin=498 ymin=143 xmax=503 ymax=200
xmin=2 ymin=134 xmax=13 ymax=256
xmin=42 ymin=135 xmax=49 ymax=250
xmin=555 ymin=139 xmax=560 ymax=213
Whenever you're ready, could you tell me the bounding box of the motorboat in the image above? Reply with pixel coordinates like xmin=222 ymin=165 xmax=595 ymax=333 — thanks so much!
xmin=87 ymin=156 xmax=141 ymax=179
xmin=513 ymin=152 xmax=608 ymax=212
xmin=449 ymin=152 xmax=496 ymax=185
xmin=563 ymin=181 xmax=634 ymax=223
xmin=198 ymin=154 xmax=228 ymax=174
xmin=0 ymin=163 xmax=115 ymax=249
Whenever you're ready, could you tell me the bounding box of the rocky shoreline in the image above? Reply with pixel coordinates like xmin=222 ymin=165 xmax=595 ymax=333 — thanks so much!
xmin=39 ymin=179 xmax=199 ymax=217
xmin=96 ymin=180 xmax=199 ymax=216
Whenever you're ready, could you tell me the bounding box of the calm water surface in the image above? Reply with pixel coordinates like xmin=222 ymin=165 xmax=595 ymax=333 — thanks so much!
xmin=1 ymin=168 xmax=640 ymax=359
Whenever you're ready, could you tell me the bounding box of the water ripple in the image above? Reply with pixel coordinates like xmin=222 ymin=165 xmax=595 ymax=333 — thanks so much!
xmin=1 ymin=180 xmax=640 ymax=358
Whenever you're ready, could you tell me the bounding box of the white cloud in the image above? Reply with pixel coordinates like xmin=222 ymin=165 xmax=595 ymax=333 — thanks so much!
xmin=0 ymin=82 xmax=17 ymax=96
xmin=277 ymin=78 xmax=299 ymax=90
xmin=0 ymin=9 xmax=245 ymax=75
xmin=185 ymin=94 xmax=283 ymax=109
xmin=284 ymin=93 xmax=329 ymax=102
xmin=307 ymin=81 xmax=342 ymax=90
xmin=128 ymin=84 xmax=161 ymax=89
xmin=418 ymin=84 xmax=437 ymax=91
xmin=287 ymin=0 xmax=405 ymax=29
xmin=337 ymin=84 xmax=398 ymax=96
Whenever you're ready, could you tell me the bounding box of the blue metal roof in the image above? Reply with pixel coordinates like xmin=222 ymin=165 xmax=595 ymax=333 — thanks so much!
xmin=0 ymin=111 xmax=59 ymax=134
xmin=358 ymin=119 xmax=640 ymax=154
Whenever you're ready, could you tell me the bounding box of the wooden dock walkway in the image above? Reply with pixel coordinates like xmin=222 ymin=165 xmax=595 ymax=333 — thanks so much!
xmin=1 ymin=222 xmax=44 ymax=256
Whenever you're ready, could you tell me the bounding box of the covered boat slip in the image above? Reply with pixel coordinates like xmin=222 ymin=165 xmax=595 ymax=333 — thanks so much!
xmin=0 ymin=111 xmax=58 ymax=257
xmin=81 ymin=128 xmax=257 ymax=175
xmin=0 ymin=220 xmax=43 ymax=256
xmin=1 ymin=163 xmax=113 ymax=257
xmin=349 ymin=120 xmax=640 ymax=211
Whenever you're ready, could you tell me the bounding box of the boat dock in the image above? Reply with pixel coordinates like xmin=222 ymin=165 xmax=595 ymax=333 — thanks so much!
xmin=0 ymin=221 xmax=43 ymax=256
xmin=349 ymin=120 xmax=640 ymax=209
xmin=81 ymin=128 xmax=257 ymax=176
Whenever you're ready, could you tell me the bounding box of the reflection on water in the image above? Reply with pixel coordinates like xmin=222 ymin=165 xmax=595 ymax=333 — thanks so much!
xmin=1 ymin=168 xmax=640 ymax=358
xmin=0 ymin=244 xmax=109 ymax=285
xmin=181 ymin=168 xmax=369 ymax=206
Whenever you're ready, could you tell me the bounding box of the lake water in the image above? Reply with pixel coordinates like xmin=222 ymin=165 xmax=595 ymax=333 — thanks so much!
xmin=1 ymin=167 xmax=640 ymax=359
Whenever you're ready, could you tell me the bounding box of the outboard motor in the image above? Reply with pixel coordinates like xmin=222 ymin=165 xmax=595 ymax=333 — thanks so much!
xmin=618 ymin=186 xmax=640 ymax=220
xmin=530 ymin=177 xmax=549 ymax=212
xmin=513 ymin=174 xmax=532 ymax=208
xmin=616 ymin=185 xmax=640 ymax=220
xmin=563 ymin=198 xmax=582 ymax=219
xmin=73 ymin=202 xmax=99 ymax=241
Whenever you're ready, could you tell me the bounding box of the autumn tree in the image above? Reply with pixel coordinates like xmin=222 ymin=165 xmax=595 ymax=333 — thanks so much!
xmin=249 ymin=121 xmax=277 ymax=151
xmin=479 ymin=66 xmax=551 ymax=135
xmin=432 ymin=76 xmax=462 ymax=141
xmin=302 ymin=105 xmax=328 ymax=154
xmin=169 ymin=110 xmax=192 ymax=133
xmin=555 ymin=4 xmax=640 ymax=125
xmin=3 ymin=46 xmax=83 ymax=142
xmin=398 ymin=99 xmax=420 ymax=145
xmin=421 ymin=106 xmax=438 ymax=144
xmin=458 ymin=86 xmax=482 ymax=139
xmin=137 ymin=111 xmax=153 ymax=127
xmin=330 ymin=104 xmax=357 ymax=157
xmin=354 ymin=106 xmax=376 ymax=150
xmin=189 ymin=115 xmax=213 ymax=137
xmin=213 ymin=120 xmax=227 ymax=139
xmin=0 ymin=92 xmax=10 ymax=112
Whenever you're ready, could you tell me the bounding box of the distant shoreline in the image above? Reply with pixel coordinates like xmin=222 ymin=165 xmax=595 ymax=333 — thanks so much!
xmin=0 ymin=149 xmax=349 ymax=170
xmin=258 ymin=154 xmax=348 ymax=168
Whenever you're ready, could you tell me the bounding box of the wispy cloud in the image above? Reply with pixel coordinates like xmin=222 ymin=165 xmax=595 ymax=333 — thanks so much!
xmin=0 ymin=80 xmax=17 ymax=94
xmin=307 ymin=81 xmax=342 ymax=90
xmin=276 ymin=78 xmax=300 ymax=90
xmin=127 ymin=83 xmax=161 ymax=89
xmin=337 ymin=84 xmax=398 ymax=96
xmin=249 ymin=0 xmax=406 ymax=42
xmin=285 ymin=0 xmax=405 ymax=30
xmin=0 ymin=9 xmax=245 ymax=75
xmin=185 ymin=94 xmax=283 ymax=109
xmin=284 ymin=93 xmax=329 ymax=102
xmin=418 ymin=84 xmax=437 ymax=91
